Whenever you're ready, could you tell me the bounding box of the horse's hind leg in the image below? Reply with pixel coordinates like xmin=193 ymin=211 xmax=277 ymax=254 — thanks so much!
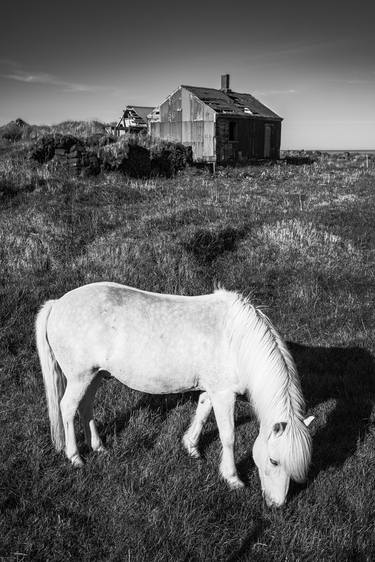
xmin=210 ymin=390 xmax=244 ymax=490
xmin=182 ymin=391 xmax=212 ymax=458
xmin=78 ymin=373 xmax=105 ymax=453
xmin=60 ymin=375 xmax=93 ymax=467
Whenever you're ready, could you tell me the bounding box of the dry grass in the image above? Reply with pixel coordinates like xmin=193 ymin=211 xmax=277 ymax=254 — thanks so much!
xmin=1 ymin=145 xmax=375 ymax=560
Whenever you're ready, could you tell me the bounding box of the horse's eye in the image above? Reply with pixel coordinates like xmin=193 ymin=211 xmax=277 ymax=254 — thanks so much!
xmin=270 ymin=458 xmax=278 ymax=466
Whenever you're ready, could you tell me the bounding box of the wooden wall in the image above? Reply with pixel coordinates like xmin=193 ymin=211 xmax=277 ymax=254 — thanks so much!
xmin=216 ymin=116 xmax=281 ymax=163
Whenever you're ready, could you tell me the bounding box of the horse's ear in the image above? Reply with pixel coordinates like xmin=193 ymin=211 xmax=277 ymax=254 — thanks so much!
xmin=273 ymin=422 xmax=287 ymax=437
xmin=303 ymin=415 xmax=315 ymax=427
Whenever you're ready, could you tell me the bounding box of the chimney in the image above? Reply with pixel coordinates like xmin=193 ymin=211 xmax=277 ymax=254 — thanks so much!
xmin=221 ymin=74 xmax=230 ymax=92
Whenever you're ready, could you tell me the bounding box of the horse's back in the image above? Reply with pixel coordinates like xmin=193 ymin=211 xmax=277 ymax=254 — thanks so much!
xmin=46 ymin=283 xmax=237 ymax=394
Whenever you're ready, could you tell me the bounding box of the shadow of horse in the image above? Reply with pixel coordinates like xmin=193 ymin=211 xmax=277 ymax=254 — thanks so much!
xmin=92 ymin=384 xmax=199 ymax=452
xmin=288 ymin=342 xmax=375 ymax=477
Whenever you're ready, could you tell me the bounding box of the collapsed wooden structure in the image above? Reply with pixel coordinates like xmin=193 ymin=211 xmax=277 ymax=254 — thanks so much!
xmin=111 ymin=106 xmax=154 ymax=136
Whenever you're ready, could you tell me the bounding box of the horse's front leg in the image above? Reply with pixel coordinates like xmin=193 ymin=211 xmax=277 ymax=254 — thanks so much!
xmin=182 ymin=391 xmax=212 ymax=458
xmin=211 ymin=389 xmax=244 ymax=490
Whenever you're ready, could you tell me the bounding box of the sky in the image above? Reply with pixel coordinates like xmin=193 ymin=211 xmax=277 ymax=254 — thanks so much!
xmin=1 ymin=0 xmax=374 ymax=149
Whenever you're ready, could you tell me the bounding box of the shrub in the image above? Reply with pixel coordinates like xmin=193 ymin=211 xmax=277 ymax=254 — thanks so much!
xmin=85 ymin=133 xmax=106 ymax=148
xmin=54 ymin=134 xmax=83 ymax=151
xmin=151 ymin=142 xmax=190 ymax=177
xmin=81 ymin=151 xmax=101 ymax=177
xmin=283 ymin=155 xmax=317 ymax=165
xmin=27 ymin=130 xmax=190 ymax=178
xmin=29 ymin=134 xmax=85 ymax=163
xmin=98 ymin=140 xmax=129 ymax=172
xmin=98 ymin=138 xmax=151 ymax=178
xmin=120 ymin=144 xmax=151 ymax=178
xmin=1 ymin=123 xmax=23 ymax=142
xmin=29 ymin=134 xmax=56 ymax=163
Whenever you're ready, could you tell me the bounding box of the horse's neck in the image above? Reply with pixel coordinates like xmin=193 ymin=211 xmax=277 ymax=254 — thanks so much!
xmin=248 ymin=372 xmax=292 ymax=428
xmin=230 ymin=302 xmax=303 ymax=426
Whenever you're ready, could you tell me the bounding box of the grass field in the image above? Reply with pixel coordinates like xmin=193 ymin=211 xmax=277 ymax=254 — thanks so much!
xmin=1 ymin=141 xmax=375 ymax=561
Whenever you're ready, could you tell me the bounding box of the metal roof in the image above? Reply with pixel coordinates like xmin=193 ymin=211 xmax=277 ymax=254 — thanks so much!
xmin=181 ymin=86 xmax=282 ymax=119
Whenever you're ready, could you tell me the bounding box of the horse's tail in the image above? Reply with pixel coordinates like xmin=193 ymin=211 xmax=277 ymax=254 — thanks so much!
xmin=35 ymin=300 xmax=66 ymax=452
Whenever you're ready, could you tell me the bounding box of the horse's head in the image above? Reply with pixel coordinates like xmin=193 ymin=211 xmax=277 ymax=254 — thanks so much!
xmin=252 ymin=416 xmax=314 ymax=507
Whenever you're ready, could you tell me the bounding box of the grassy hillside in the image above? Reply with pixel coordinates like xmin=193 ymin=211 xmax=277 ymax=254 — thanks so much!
xmin=1 ymin=143 xmax=375 ymax=561
xmin=0 ymin=119 xmax=107 ymax=143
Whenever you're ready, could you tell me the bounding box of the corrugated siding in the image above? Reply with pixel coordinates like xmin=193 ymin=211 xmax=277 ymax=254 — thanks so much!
xmin=159 ymin=89 xmax=182 ymax=122
xmin=151 ymin=87 xmax=216 ymax=162
xmin=191 ymin=122 xmax=204 ymax=160
xmin=203 ymin=120 xmax=215 ymax=160
xmin=181 ymin=121 xmax=192 ymax=144
xmin=183 ymin=87 xmax=215 ymax=161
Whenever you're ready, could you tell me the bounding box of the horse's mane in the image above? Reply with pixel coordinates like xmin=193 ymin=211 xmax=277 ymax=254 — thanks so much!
xmin=222 ymin=290 xmax=312 ymax=480
xmin=280 ymin=418 xmax=312 ymax=482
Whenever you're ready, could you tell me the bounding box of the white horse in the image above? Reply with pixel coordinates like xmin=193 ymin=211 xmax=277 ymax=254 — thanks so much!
xmin=35 ymin=282 xmax=314 ymax=507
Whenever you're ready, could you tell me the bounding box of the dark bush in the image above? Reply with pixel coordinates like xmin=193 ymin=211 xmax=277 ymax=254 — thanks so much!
xmin=30 ymin=135 xmax=56 ymax=163
xmin=81 ymin=152 xmax=101 ymax=177
xmin=28 ymin=132 xmax=189 ymax=179
xmin=99 ymin=151 xmax=119 ymax=172
xmin=283 ymin=155 xmax=317 ymax=165
xmin=97 ymin=140 xmax=129 ymax=172
xmin=29 ymin=134 xmax=84 ymax=163
xmin=151 ymin=142 xmax=190 ymax=177
xmin=54 ymin=134 xmax=82 ymax=151
xmin=120 ymin=144 xmax=151 ymax=178
xmin=85 ymin=133 xmax=106 ymax=148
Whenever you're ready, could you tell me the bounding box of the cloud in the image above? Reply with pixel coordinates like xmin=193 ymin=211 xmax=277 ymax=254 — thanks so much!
xmin=1 ymin=63 xmax=105 ymax=93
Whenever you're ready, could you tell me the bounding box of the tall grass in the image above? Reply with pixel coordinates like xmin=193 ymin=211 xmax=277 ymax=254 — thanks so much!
xmin=1 ymin=146 xmax=375 ymax=560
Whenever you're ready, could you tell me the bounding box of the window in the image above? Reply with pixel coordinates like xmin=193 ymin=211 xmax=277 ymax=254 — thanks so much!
xmin=229 ymin=121 xmax=237 ymax=141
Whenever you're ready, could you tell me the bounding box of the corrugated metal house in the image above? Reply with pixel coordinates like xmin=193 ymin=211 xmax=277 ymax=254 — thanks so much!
xmin=112 ymin=105 xmax=154 ymax=136
xmin=150 ymin=75 xmax=282 ymax=163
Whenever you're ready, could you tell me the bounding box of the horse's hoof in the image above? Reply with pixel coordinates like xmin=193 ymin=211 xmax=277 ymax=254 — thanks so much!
xmin=70 ymin=453 xmax=84 ymax=467
xmin=227 ymin=477 xmax=245 ymax=490
xmin=182 ymin=436 xmax=200 ymax=459
xmin=189 ymin=448 xmax=201 ymax=459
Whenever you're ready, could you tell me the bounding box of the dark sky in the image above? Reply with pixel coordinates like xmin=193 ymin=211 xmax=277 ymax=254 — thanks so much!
xmin=1 ymin=0 xmax=374 ymax=148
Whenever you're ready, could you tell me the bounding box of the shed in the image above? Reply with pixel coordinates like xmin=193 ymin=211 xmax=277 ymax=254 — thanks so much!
xmin=112 ymin=105 xmax=154 ymax=136
xmin=150 ymin=75 xmax=282 ymax=163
